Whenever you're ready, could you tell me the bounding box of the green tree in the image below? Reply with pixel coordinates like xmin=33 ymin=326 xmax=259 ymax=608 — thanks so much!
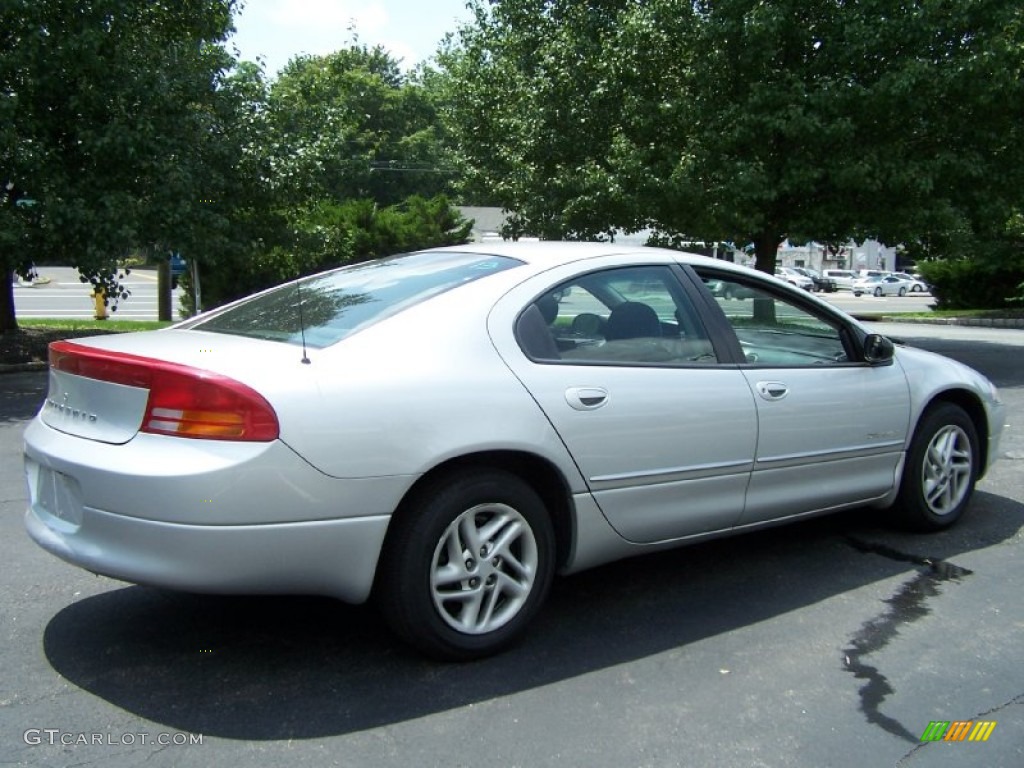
xmin=178 ymin=59 xmax=290 ymax=305
xmin=180 ymin=44 xmax=470 ymax=313
xmin=265 ymin=45 xmax=456 ymax=208
xmin=192 ymin=195 xmax=472 ymax=309
xmin=439 ymin=0 xmax=1024 ymax=277
xmin=438 ymin=1 xmax=637 ymax=239
xmin=672 ymin=0 xmax=1024 ymax=272
xmin=1 ymin=0 xmax=238 ymax=332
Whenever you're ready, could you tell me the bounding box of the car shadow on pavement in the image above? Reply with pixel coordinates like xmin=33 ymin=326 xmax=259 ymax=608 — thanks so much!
xmin=42 ymin=491 xmax=1024 ymax=741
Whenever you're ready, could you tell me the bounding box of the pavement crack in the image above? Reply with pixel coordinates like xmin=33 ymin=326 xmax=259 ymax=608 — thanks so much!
xmin=841 ymin=538 xmax=973 ymax=744
xmin=974 ymin=690 xmax=1024 ymax=719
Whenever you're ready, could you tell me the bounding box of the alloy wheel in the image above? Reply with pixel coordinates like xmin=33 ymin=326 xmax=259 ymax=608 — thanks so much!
xmin=921 ymin=424 xmax=973 ymax=516
xmin=430 ymin=503 xmax=539 ymax=635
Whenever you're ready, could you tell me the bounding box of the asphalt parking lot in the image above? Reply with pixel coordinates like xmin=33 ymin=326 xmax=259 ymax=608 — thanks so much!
xmin=1 ymin=324 xmax=1021 ymax=768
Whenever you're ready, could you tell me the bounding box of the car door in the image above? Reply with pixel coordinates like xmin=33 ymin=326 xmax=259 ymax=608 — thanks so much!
xmin=494 ymin=263 xmax=758 ymax=544
xmin=689 ymin=267 xmax=911 ymax=527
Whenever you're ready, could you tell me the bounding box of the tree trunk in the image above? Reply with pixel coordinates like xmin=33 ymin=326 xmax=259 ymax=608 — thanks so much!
xmin=753 ymin=229 xmax=781 ymax=275
xmin=157 ymin=258 xmax=172 ymax=321
xmin=0 ymin=269 xmax=18 ymax=333
xmin=752 ymin=229 xmax=782 ymax=324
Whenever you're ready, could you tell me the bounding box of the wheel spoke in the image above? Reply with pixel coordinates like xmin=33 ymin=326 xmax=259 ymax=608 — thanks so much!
xmin=455 ymin=587 xmax=486 ymax=630
xmin=433 ymin=561 xmax=468 ymax=589
xmin=458 ymin=514 xmax=483 ymax=556
xmin=498 ymin=548 xmax=530 ymax=579
xmin=476 ymin=511 xmax=513 ymax=543
xmin=477 ymin=582 xmax=503 ymax=628
xmin=495 ymin=570 xmax=530 ymax=598
xmin=489 ymin=519 xmax=524 ymax=557
xmin=445 ymin=529 xmax=466 ymax=565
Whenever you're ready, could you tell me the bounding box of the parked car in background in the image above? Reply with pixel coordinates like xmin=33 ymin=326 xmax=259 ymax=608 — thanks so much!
xmin=852 ymin=274 xmax=909 ymax=297
xmin=705 ymin=278 xmax=758 ymax=300
xmin=23 ymin=242 xmax=1004 ymax=660
xmin=775 ymin=266 xmax=814 ymax=291
xmin=891 ymin=272 xmax=930 ymax=293
xmin=792 ymin=267 xmax=837 ymax=293
xmin=822 ymin=269 xmax=858 ymax=290
xmin=169 ymin=252 xmax=187 ymax=290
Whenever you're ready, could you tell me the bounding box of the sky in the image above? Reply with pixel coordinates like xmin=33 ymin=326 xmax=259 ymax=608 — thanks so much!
xmin=228 ymin=0 xmax=475 ymax=76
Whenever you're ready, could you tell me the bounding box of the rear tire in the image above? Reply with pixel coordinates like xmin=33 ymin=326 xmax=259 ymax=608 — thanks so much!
xmin=895 ymin=403 xmax=979 ymax=531
xmin=377 ymin=470 xmax=555 ymax=660
xmin=898 ymin=286 xmax=907 ymax=297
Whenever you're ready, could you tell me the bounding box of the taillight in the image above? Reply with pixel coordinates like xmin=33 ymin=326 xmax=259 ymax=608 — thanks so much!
xmin=49 ymin=341 xmax=280 ymax=441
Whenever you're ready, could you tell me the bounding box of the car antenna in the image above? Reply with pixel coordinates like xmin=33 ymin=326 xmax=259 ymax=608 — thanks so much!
xmin=296 ymin=276 xmax=311 ymax=365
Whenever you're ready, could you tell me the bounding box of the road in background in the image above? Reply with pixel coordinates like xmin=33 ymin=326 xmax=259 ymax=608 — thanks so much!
xmin=14 ymin=266 xmax=185 ymax=321
xmin=823 ymin=290 xmax=934 ymax=314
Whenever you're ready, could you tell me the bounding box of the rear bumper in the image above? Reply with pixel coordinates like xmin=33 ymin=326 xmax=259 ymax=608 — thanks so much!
xmin=25 ymin=503 xmax=390 ymax=603
xmin=22 ymin=417 xmax=408 ymax=602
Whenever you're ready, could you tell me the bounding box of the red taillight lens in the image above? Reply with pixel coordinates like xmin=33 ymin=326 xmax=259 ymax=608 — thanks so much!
xmin=49 ymin=341 xmax=280 ymax=441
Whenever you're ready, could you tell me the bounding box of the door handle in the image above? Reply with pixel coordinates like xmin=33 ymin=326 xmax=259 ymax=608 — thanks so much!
xmin=565 ymin=387 xmax=609 ymax=410
xmin=755 ymin=381 xmax=789 ymax=401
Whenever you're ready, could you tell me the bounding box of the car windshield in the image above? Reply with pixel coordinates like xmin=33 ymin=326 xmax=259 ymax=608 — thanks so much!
xmin=181 ymin=251 xmax=522 ymax=348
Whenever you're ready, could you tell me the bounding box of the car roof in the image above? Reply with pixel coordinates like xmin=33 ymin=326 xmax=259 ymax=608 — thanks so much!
xmin=431 ymin=241 xmax=727 ymax=270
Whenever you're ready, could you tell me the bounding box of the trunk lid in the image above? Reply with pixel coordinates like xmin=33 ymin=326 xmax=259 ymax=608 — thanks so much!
xmin=39 ymin=329 xmax=311 ymax=444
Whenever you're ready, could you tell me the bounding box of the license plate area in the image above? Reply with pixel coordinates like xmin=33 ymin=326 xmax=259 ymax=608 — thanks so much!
xmin=28 ymin=459 xmax=84 ymax=529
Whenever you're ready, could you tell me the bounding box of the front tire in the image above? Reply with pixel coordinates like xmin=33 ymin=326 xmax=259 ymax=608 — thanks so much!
xmin=874 ymin=287 xmax=883 ymax=297
xmin=377 ymin=470 xmax=555 ymax=660
xmin=898 ymin=286 xmax=907 ymax=297
xmin=895 ymin=403 xmax=979 ymax=531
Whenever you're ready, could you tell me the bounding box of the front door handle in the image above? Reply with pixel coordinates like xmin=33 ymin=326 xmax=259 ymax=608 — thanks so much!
xmin=565 ymin=387 xmax=609 ymax=410
xmin=755 ymin=381 xmax=789 ymax=401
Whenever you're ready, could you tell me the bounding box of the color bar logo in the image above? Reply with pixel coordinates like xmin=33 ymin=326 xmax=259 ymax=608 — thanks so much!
xmin=920 ymin=720 xmax=997 ymax=742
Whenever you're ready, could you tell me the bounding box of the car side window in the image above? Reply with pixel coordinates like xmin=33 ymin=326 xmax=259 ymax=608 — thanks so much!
xmin=515 ymin=266 xmax=717 ymax=365
xmin=699 ymin=271 xmax=850 ymax=365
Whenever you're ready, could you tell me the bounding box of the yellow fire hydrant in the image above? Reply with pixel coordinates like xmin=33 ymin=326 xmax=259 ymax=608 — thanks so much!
xmin=93 ymin=288 xmax=108 ymax=320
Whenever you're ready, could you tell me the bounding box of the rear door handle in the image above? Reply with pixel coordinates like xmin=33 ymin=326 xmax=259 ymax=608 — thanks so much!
xmin=565 ymin=387 xmax=609 ymax=410
xmin=755 ymin=381 xmax=789 ymax=401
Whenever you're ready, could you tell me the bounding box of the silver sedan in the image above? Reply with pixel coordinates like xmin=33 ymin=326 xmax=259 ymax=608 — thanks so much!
xmin=852 ymin=274 xmax=910 ymax=296
xmin=24 ymin=243 xmax=1004 ymax=659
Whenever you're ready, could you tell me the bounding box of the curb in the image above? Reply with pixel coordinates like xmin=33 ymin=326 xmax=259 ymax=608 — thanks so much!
xmin=856 ymin=315 xmax=1024 ymax=329
xmin=0 ymin=362 xmax=48 ymax=374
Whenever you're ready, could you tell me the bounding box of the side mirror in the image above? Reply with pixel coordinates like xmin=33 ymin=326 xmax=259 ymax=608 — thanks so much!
xmin=863 ymin=333 xmax=895 ymax=364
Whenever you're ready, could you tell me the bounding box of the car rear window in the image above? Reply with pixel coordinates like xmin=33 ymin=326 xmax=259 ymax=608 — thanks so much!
xmin=180 ymin=251 xmax=522 ymax=348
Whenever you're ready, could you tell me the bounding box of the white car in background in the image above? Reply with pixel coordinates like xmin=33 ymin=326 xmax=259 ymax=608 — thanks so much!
xmin=775 ymin=266 xmax=814 ymax=291
xmin=822 ymin=269 xmax=858 ymax=290
xmin=852 ymin=274 xmax=910 ymax=297
xmin=892 ymin=272 xmax=930 ymax=293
